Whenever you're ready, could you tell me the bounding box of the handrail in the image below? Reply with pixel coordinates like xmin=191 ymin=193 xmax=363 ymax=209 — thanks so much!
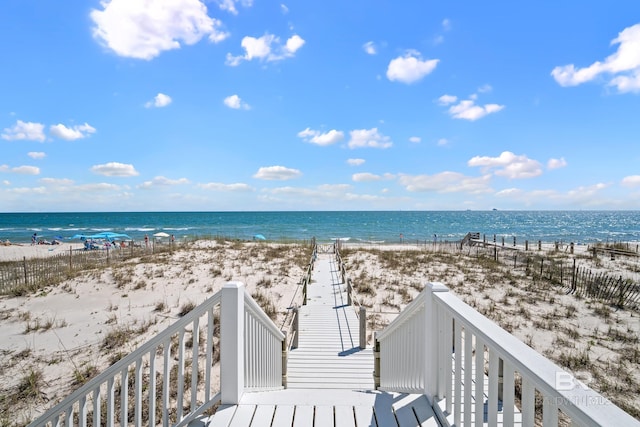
xmin=29 ymin=282 xmax=287 ymax=427
xmin=434 ymin=291 xmax=640 ymax=426
xmin=376 ymin=283 xmax=640 ymax=427
xmin=30 ymin=292 xmax=223 ymax=427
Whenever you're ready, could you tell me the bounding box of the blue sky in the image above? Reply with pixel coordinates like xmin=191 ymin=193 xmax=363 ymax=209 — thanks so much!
xmin=1 ymin=1 xmax=640 ymax=212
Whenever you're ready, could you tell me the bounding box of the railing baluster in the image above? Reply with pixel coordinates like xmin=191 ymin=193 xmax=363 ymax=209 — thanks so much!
xmin=191 ymin=318 xmax=200 ymax=411
xmin=522 ymin=376 xmax=535 ymax=427
xmin=149 ymin=347 xmax=157 ymax=427
xmin=79 ymin=395 xmax=87 ymax=427
xmin=543 ymin=394 xmax=559 ymax=426
xmin=205 ymin=308 xmax=214 ymax=403
xmin=454 ymin=322 xmax=462 ymax=426
xmin=474 ymin=337 xmax=484 ymax=427
xmin=120 ymin=367 xmax=128 ymax=427
xmin=488 ymin=348 xmax=499 ymax=426
xmin=177 ymin=329 xmax=186 ymax=421
xmin=92 ymin=385 xmax=101 ymax=427
xmin=162 ymin=339 xmax=170 ymax=426
xmin=135 ymin=358 xmax=142 ymax=426
xmin=464 ymin=328 xmax=473 ymax=425
xmin=503 ymin=360 xmax=515 ymax=426
xmin=107 ymin=377 xmax=115 ymax=427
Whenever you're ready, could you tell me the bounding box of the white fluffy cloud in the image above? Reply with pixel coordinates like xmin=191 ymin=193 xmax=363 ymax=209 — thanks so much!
xmin=253 ymin=166 xmax=302 ymax=180
xmin=146 ymin=93 xmax=172 ymax=108
xmin=198 ymin=182 xmax=254 ymax=191
xmin=398 ymin=172 xmax=492 ymax=194
xmin=439 ymin=94 xmax=504 ymax=121
xmin=28 ymin=152 xmax=46 ymax=159
xmin=50 ymin=123 xmax=96 ymax=140
xmin=91 ymin=162 xmax=139 ymax=177
xmin=223 ymin=94 xmax=251 ymax=110
xmin=347 ymin=158 xmax=365 ymax=166
xmin=547 ymin=157 xmax=567 ymax=170
xmin=551 ymin=23 xmax=640 ymax=93
xmin=363 ymin=41 xmax=377 ymax=55
xmin=352 ymin=173 xmax=395 ymax=182
xmin=0 ymin=165 xmax=40 ymax=175
xmin=386 ymin=51 xmax=439 ymax=84
xmin=352 ymin=173 xmax=381 ymax=182
xmin=215 ymin=0 xmax=252 ymax=15
xmin=621 ymin=175 xmax=640 ymax=187
xmin=409 ymin=136 xmax=421 ymax=143
xmin=348 ymin=128 xmax=393 ymax=149
xmin=297 ymin=128 xmax=344 ymax=146
xmin=468 ymin=151 xmax=542 ymax=179
xmin=437 ymin=94 xmax=458 ymax=105
xmin=1 ymin=120 xmax=46 ymax=142
xmin=90 ymin=0 xmax=229 ymax=60
xmin=139 ymin=176 xmax=190 ymax=188
xmin=226 ymin=34 xmax=305 ymax=66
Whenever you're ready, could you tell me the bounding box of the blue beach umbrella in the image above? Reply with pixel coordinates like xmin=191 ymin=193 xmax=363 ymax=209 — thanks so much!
xmin=253 ymin=234 xmax=266 ymax=240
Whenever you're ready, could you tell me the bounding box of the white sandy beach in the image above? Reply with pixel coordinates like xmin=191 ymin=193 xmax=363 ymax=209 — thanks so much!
xmin=0 ymin=242 xmax=86 ymax=261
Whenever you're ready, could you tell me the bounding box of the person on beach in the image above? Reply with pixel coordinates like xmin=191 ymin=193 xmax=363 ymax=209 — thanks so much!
xmin=144 ymin=234 xmax=149 ymax=249
xmin=31 ymin=233 xmax=37 ymax=245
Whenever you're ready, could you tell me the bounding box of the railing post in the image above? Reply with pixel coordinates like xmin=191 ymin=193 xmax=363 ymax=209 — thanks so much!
xmin=220 ymin=282 xmax=245 ymax=404
xmin=292 ymin=307 xmax=299 ymax=349
xmin=359 ymin=307 xmax=366 ymax=349
xmin=424 ymin=282 xmax=449 ymax=405
xmin=347 ymin=279 xmax=352 ymax=305
xmin=373 ymin=332 xmax=380 ymax=389
xmin=281 ymin=331 xmax=288 ymax=388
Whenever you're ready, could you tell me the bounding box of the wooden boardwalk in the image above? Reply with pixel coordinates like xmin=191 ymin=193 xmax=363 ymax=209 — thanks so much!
xmin=287 ymin=252 xmax=374 ymax=390
xmin=206 ymin=252 xmax=439 ymax=427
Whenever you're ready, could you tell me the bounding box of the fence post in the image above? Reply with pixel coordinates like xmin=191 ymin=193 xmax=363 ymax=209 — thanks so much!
xmin=347 ymin=279 xmax=352 ymax=305
xmin=359 ymin=306 xmax=366 ymax=349
xmin=220 ymin=282 xmax=245 ymax=404
xmin=424 ymin=282 xmax=449 ymax=405
xmin=23 ymin=256 xmax=28 ymax=286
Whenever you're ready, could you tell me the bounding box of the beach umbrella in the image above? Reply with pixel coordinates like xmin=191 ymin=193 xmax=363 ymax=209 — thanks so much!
xmin=87 ymin=232 xmax=132 ymax=240
xmin=253 ymin=234 xmax=266 ymax=240
xmin=153 ymin=232 xmax=170 ymax=238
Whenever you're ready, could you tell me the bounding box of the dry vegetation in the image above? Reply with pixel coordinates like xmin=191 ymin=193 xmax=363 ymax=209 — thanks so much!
xmin=340 ymin=243 xmax=640 ymax=420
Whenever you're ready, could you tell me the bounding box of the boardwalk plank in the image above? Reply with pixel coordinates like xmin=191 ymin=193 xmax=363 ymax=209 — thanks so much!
xmin=249 ymin=405 xmax=275 ymax=427
xmin=353 ymin=406 xmax=376 ymax=427
xmin=315 ymin=405 xmax=334 ymax=426
xmin=271 ymin=405 xmax=295 ymax=427
xmin=228 ymin=405 xmax=256 ymax=427
xmin=208 ymin=405 xmax=237 ymax=427
xmin=292 ymin=405 xmax=314 ymax=427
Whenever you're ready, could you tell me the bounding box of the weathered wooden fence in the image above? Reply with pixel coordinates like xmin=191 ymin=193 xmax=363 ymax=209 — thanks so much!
xmin=467 ymin=242 xmax=640 ymax=310
xmin=0 ymin=244 xmax=176 ymax=295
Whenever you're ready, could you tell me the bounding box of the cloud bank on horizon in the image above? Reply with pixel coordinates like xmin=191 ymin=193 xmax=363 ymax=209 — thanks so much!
xmin=1 ymin=0 xmax=640 ymax=212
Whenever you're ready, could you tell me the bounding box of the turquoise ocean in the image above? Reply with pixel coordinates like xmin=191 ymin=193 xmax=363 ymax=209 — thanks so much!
xmin=1 ymin=211 xmax=639 ymax=245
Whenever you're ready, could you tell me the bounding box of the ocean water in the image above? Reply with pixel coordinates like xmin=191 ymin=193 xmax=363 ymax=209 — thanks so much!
xmin=0 ymin=211 xmax=639 ymax=244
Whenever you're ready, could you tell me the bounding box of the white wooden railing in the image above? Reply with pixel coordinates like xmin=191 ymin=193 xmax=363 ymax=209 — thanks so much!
xmin=28 ymin=282 xmax=284 ymax=427
xmin=376 ymin=283 xmax=640 ymax=427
